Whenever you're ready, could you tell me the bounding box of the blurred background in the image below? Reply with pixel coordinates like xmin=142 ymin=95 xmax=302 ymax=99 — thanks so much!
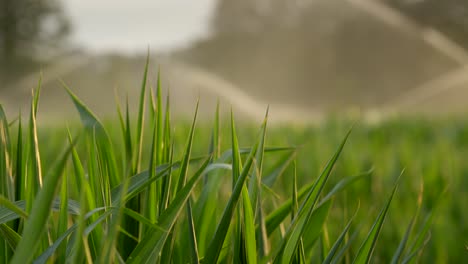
xmin=1 ymin=0 xmax=468 ymax=122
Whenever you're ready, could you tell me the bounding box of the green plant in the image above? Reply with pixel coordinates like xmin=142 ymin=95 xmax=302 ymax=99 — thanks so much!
xmin=0 ymin=58 xmax=452 ymax=263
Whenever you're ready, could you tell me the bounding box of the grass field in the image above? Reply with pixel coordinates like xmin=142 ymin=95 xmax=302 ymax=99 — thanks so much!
xmin=0 ymin=61 xmax=466 ymax=263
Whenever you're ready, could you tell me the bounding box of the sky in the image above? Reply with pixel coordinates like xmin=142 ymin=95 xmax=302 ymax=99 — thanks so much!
xmin=64 ymin=0 xmax=218 ymax=54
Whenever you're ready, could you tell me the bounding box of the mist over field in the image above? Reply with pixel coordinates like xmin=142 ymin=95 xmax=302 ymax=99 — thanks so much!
xmin=2 ymin=0 xmax=468 ymax=121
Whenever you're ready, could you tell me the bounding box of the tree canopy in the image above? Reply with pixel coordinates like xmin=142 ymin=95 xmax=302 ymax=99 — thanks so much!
xmin=0 ymin=0 xmax=69 ymax=83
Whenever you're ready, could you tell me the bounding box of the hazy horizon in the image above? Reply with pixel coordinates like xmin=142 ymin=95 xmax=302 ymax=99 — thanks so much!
xmin=64 ymin=0 xmax=217 ymax=53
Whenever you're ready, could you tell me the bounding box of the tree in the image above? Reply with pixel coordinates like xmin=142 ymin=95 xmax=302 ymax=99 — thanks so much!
xmin=0 ymin=0 xmax=70 ymax=80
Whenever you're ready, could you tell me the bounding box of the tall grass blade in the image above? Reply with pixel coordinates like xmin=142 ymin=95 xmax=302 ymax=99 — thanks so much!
xmin=0 ymin=199 xmax=79 ymax=225
xmin=265 ymin=170 xmax=370 ymax=236
xmin=0 ymin=105 xmax=13 ymax=201
xmin=291 ymin=160 xmax=305 ymax=263
xmin=134 ymin=51 xmax=150 ymax=173
xmin=241 ymin=177 xmax=257 ymax=264
xmin=34 ymin=207 xmax=109 ymax=264
xmin=121 ymin=95 xmax=138 ymax=258
xmin=324 ymin=202 xmax=360 ymax=264
xmin=302 ymin=199 xmax=333 ymax=253
xmin=176 ymin=101 xmax=199 ymax=191
xmin=56 ymin=166 xmax=69 ymax=263
xmin=255 ymin=162 xmax=269 ymax=259
xmin=352 ymin=172 xmax=402 ymax=264
xmin=230 ymin=110 xmax=244 ymax=264
xmin=391 ymin=181 xmax=423 ymax=264
xmin=194 ymin=102 xmax=221 ymax=256
xmin=263 ymin=151 xmax=296 ymax=188
xmin=127 ymin=158 xmax=220 ymax=263
xmin=11 ymin=141 xmax=73 ymax=264
xmin=125 ymin=96 xmax=133 ymax=171
xmin=187 ymin=200 xmax=200 ymax=263
xmin=204 ymin=111 xmax=267 ymax=263
xmin=0 ymin=224 xmax=20 ymax=250
xmin=208 ymin=100 xmax=220 ymax=160
xmin=145 ymin=106 xmax=160 ymax=222
xmin=273 ymin=129 xmax=352 ymax=264
xmin=402 ymin=192 xmax=443 ymax=264
xmin=154 ymin=69 xmax=164 ymax=166
xmin=392 ymin=214 xmax=417 ymax=264
xmin=159 ymin=94 xmax=172 ymax=212
xmin=14 ymin=113 xmax=23 ymax=205
xmin=401 ymin=233 xmax=431 ymax=264
xmin=27 ymin=79 xmax=43 ymax=212
xmin=330 ymin=225 xmax=361 ymax=264
xmin=0 ymin=196 xmax=28 ymax=219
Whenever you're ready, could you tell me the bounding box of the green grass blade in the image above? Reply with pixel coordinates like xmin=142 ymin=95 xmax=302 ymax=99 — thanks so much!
xmin=302 ymin=199 xmax=333 ymax=253
xmin=204 ymin=111 xmax=267 ymax=264
xmin=352 ymin=172 xmax=402 ymax=264
xmin=194 ymin=103 xmax=222 ymax=256
xmin=265 ymin=170 xmax=370 ymax=236
xmin=68 ymin=186 xmax=91 ymax=263
xmin=33 ymin=207 xmax=110 ymax=264
xmin=155 ymin=69 xmax=164 ymax=166
xmin=230 ymin=110 xmax=242 ymax=186
xmin=11 ymin=141 xmax=73 ymax=264
xmin=401 ymin=233 xmax=432 ymax=264
xmin=242 ymin=184 xmax=257 ymax=264
xmin=113 ymin=161 xmax=191 ymax=202
xmin=115 ymin=90 xmax=133 ymax=173
xmin=255 ymin=162 xmax=270 ymax=259
xmin=14 ymin=112 xmax=23 ymax=204
xmin=391 ymin=214 xmax=417 ymax=264
xmin=134 ymin=51 xmax=150 ymax=173
xmin=56 ymin=170 xmax=69 ymax=263
xmin=217 ymin=147 xmax=294 ymax=165
xmin=158 ymin=93 xmax=172 ymax=214
xmin=64 ymin=82 xmax=119 ymax=189
xmin=318 ymin=169 xmax=373 ymax=206
xmin=391 ymin=181 xmax=423 ymax=264
xmin=0 ymin=199 xmax=79 ymax=225
xmin=208 ymin=100 xmax=220 ymax=159
xmin=0 ymin=195 xmax=28 ymax=219
xmin=160 ymin=143 xmax=173 ymax=213
xmin=230 ymin=110 xmax=244 ymax=263
xmin=291 ymin=160 xmax=305 ymax=263
xmin=120 ymin=95 xmax=138 ymax=258
xmin=145 ymin=109 xmax=160 ymax=222
xmin=149 ymin=83 xmax=156 ymax=122
xmin=324 ymin=202 xmax=360 ymax=264
xmin=27 ymin=79 xmax=43 ymax=211
xmin=163 ymin=92 xmax=171 ymax=163
xmin=176 ymin=100 xmax=199 ymax=192
xmin=127 ymin=158 xmax=221 ymax=263
xmin=100 ymin=169 xmax=131 ymax=263
xmin=0 ymin=224 xmax=20 ymax=251
xmin=262 ymin=151 xmax=296 ymax=188
xmin=125 ymin=96 xmax=133 ymax=171
xmin=187 ymin=200 xmax=200 ymax=264
xmin=121 ymin=208 xmax=166 ymax=232
xmin=0 ymin=105 xmax=13 ymax=201
xmin=274 ymin=129 xmax=352 ymax=263
xmin=330 ymin=225 xmax=362 ymax=264
xmin=114 ymin=166 xmax=171 ymax=204
xmin=249 ymin=107 xmax=268 ymax=211
xmin=62 ymin=82 xmax=104 ymax=132
xmin=153 ymin=70 xmax=164 ymax=220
